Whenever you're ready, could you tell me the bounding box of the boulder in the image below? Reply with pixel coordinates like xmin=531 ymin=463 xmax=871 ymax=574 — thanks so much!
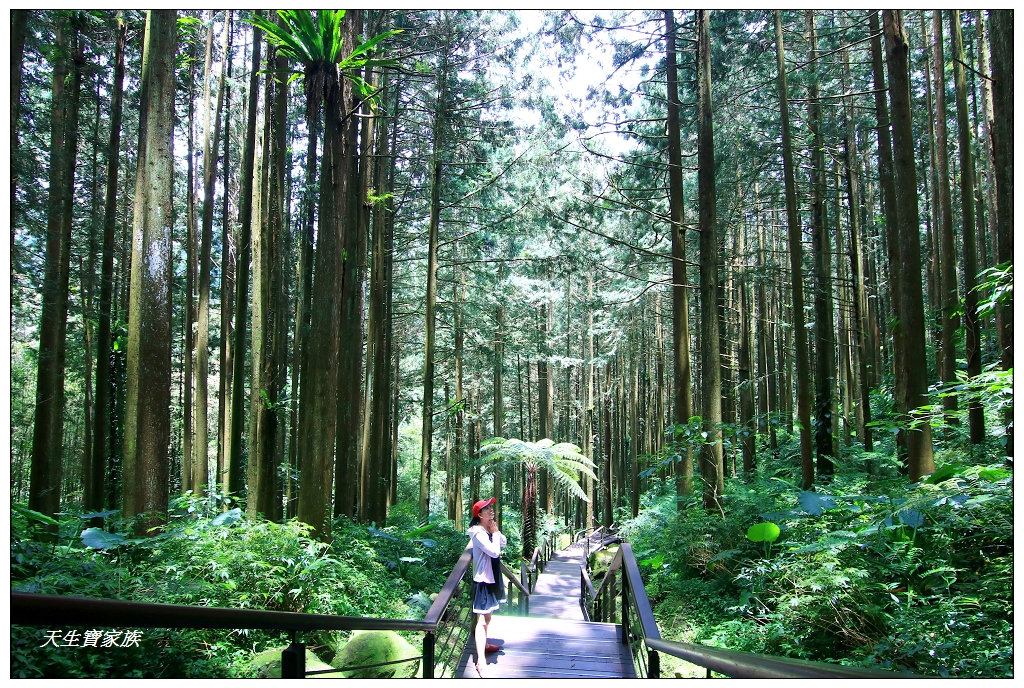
xmin=330 ymin=630 xmax=421 ymax=679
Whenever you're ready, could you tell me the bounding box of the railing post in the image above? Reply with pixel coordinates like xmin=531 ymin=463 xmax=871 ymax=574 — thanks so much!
xmin=422 ymin=631 xmax=435 ymax=679
xmin=648 ymin=648 xmax=659 ymax=678
xmin=281 ymin=641 xmax=306 ymax=678
xmin=621 ymin=572 xmax=629 ymax=645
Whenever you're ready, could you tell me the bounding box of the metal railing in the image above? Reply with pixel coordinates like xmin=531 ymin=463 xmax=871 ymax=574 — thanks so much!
xmin=521 ymin=527 xmax=562 ymax=593
xmin=583 ymin=542 xmax=661 ymax=677
xmin=12 ymin=544 xmax=530 ymax=679
xmin=579 ymin=539 xmax=920 ymax=679
xmin=644 ymin=638 xmax=919 ymax=678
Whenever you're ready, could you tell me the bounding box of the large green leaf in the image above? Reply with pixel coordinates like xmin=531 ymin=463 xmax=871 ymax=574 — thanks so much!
xmin=798 ymin=490 xmax=837 ymax=516
xmin=81 ymin=528 xmax=126 ymax=550
xmin=746 ymin=522 xmax=781 ymax=543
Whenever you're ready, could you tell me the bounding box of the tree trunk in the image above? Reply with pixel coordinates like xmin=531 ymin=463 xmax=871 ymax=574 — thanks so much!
xmin=88 ymin=15 xmax=126 ymax=515
xmin=251 ymin=22 xmax=288 ymax=520
xmin=950 ymin=10 xmax=985 ymax=444
xmin=883 ymin=10 xmax=936 ymax=481
xmin=419 ymin=50 xmax=447 ymax=520
xmin=335 ymin=10 xmax=367 ymax=522
xmin=737 ymin=223 xmax=755 ymax=474
xmin=195 ymin=11 xmax=229 ymax=496
xmin=366 ymin=68 xmax=397 ymax=526
xmin=183 ymin=40 xmax=198 ymax=495
xmin=493 ymin=269 xmax=505 ymax=529
xmin=30 ymin=16 xmax=82 ymax=519
xmin=11 ymin=9 xmax=28 ymax=285
xmin=697 ymin=10 xmax=723 ymax=512
xmin=931 ymin=11 xmax=961 ymax=426
xmin=123 ymin=10 xmax=176 ymax=532
xmin=988 ymin=10 xmax=1012 ymax=457
xmin=774 ymin=11 xmax=814 ymax=491
xmin=841 ymin=33 xmax=873 ymax=457
xmin=229 ymin=15 xmax=262 ymax=500
xmin=297 ymin=11 xmax=361 ymax=541
xmin=806 ymin=11 xmax=835 ymax=477
xmin=218 ymin=14 xmax=235 ymax=498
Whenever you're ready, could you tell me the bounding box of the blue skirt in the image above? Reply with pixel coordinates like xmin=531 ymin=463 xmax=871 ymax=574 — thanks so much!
xmin=472 ymin=582 xmax=501 ymax=614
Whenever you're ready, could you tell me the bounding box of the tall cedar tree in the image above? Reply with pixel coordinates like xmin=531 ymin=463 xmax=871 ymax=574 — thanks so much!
xmin=122 ymin=10 xmax=176 ymax=532
xmin=774 ymin=11 xmax=815 ymax=490
xmin=882 ymin=10 xmax=935 ymax=480
xmin=696 ymin=10 xmax=723 ymax=512
xmin=30 ymin=15 xmax=82 ymax=519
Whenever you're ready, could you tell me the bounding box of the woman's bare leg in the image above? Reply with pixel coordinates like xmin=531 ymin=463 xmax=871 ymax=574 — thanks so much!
xmin=474 ymin=612 xmax=492 ymax=676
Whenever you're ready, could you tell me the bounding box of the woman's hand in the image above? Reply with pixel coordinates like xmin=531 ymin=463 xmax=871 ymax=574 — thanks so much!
xmin=485 ymin=520 xmax=499 ymax=534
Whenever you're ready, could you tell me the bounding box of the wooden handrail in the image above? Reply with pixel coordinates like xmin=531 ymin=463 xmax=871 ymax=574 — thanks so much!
xmin=13 ymin=542 xmax=484 ymax=679
xmin=500 ymin=561 xmax=529 ymax=598
xmin=592 ymin=545 xmax=622 ymax=600
xmin=619 ymin=543 xmax=660 ymax=643
xmin=422 ymin=545 xmax=472 ymax=625
xmin=11 ymin=592 xmax=432 ymax=632
xmin=644 ymin=638 xmax=919 ymax=678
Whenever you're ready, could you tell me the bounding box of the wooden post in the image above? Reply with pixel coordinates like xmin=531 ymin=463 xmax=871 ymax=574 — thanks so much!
xmin=422 ymin=631 xmax=435 ymax=679
xmin=281 ymin=641 xmax=305 ymax=678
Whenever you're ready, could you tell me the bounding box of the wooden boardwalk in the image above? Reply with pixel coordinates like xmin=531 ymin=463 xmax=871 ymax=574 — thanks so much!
xmin=455 ymin=536 xmax=635 ymax=678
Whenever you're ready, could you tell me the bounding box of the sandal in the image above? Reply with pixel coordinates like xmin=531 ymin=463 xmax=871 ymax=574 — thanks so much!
xmin=485 ymin=643 xmax=501 ymax=654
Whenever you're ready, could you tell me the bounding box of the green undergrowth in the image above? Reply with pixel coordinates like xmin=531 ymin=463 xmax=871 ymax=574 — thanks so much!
xmin=621 ymin=453 xmax=1013 ymax=678
xmin=11 ymin=494 xmax=473 ymax=678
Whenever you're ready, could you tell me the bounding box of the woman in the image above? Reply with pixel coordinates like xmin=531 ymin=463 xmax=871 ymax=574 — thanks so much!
xmin=467 ymin=497 xmax=505 ymax=677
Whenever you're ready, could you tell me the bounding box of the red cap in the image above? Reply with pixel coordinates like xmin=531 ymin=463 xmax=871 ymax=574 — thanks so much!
xmin=472 ymin=497 xmax=496 ymax=518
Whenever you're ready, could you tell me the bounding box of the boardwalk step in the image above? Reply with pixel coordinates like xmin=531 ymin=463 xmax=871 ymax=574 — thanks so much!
xmin=454 ymin=615 xmax=636 ymax=678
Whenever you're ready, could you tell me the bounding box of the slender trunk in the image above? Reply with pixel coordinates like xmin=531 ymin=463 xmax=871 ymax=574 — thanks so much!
xmin=493 ymin=267 xmax=505 ymax=529
xmin=585 ymin=275 xmax=595 ymax=525
xmin=335 ymin=12 xmax=367 ymax=521
xmin=123 ymin=10 xmax=176 ymax=532
xmin=184 ymin=43 xmax=197 ymax=495
xmin=419 ymin=51 xmax=448 ymax=520
xmin=806 ymin=11 xmax=835 ymax=476
xmin=11 ymin=9 xmax=28 ymax=277
xmin=196 ymin=11 xmax=229 ymax=495
xmin=841 ymin=27 xmax=873 ymax=456
xmin=976 ymin=11 xmax=998 ymax=274
xmin=774 ymin=11 xmax=814 ymax=491
xmin=737 ymin=224 xmax=755 ymax=474
xmin=883 ymin=10 xmax=936 ymax=481
xmin=218 ymin=15 xmax=234 ymax=496
xmin=931 ymin=11 xmax=960 ymax=425
xmin=229 ymin=16 xmax=262 ymax=499
xmin=950 ymin=10 xmax=985 ymax=444
xmin=288 ymin=23 xmax=318 ymax=518
xmin=988 ymin=10 xmax=1013 ymax=457
xmin=88 ymin=15 xmax=126 ymax=514
xmin=252 ymin=23 xmax=288 ymax=520
xmin=697 ymin=10 xmax=723 ymax=512
xmin=30 ymin=17 xmax=82 ymax=519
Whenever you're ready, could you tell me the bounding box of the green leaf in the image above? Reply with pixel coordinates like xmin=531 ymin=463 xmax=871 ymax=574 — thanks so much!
xmin=211 ymin=508 xmax=242 ymax=526
xmin=926 ymin=464 xmax=964 ymax=484
xmin=81 ymin=528 xmax=127 ymax=550
xmin=746 ymin=522 xmax=781 ymax=543
xmin=13 ymin=504 xmax=59 ymax=526
xmin=797 ymin=490 xmax=837 ymax=516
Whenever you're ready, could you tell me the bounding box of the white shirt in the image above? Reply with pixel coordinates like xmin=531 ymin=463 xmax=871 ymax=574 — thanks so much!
xmin=467 ymin=525 xmax=506 ymax=584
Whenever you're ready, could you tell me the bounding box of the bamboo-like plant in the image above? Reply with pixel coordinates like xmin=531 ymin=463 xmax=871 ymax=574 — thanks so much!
xmin=480 ymin=437 xmax=597 ymax=560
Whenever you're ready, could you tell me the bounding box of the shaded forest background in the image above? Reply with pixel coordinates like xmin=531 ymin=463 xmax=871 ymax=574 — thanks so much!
xmin=9 ymin=9 xmax=1013 ymax=678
